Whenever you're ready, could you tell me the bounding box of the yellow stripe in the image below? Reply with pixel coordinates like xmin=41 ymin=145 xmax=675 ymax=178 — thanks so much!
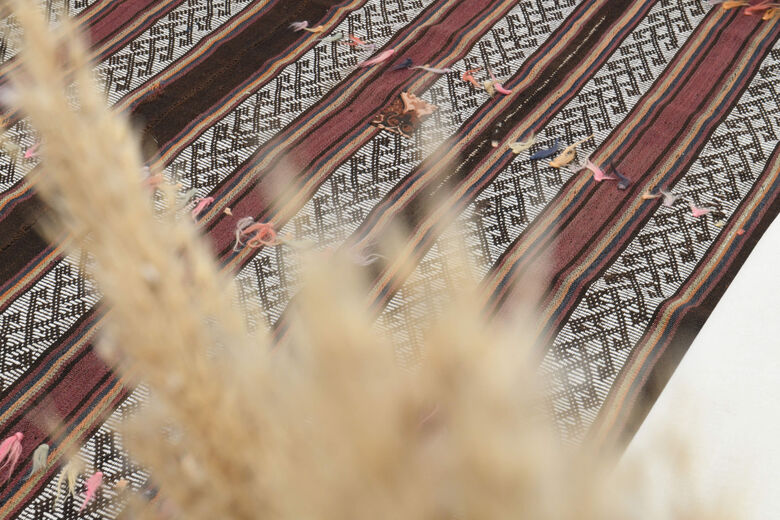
xmin=0 ymin=242 xmax=64 ymax=310
xmin=0 ymin=182 xmax=33 ymax=214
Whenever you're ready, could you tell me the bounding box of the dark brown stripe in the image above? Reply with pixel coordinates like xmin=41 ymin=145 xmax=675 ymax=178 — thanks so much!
xmin=0 ymin=127 xmax=158 ymax=305
xmin=0 ymin=194 xmax=50 ymax=283
xmin=134 ymin=0 xmax=351 ymax=146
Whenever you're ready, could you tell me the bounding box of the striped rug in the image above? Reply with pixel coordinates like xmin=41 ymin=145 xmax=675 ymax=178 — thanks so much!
xmin=0 ymin=0 xmax=778 ymax=516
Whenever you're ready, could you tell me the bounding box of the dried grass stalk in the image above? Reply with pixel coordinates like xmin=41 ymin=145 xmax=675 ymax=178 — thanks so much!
xmin=6 ymin=2 xmax=736 ymax=519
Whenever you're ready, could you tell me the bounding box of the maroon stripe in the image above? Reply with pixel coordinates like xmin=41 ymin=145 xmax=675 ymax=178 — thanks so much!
xmin=85 ymin=0 xmax=185 ymax=48
xmin=204 ymin=0 xmax=520 ymax=257
xmin=0 ymin=311 xmax=98 ymax=401
xmin=0 ymin=349 xmax=110 ymax=439
xmin=595 ymin=145 xmax=780 ymax=451
xmin=133 ymin=0 xmax=353 ymax=146
xmin=493 ymin=14 xmax=778 ymax=349
xmin=0 ymin=351 xmax=122 ymax=500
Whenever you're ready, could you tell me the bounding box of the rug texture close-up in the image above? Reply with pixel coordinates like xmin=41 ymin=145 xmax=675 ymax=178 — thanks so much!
xmin=0 ymin=0 xmax=778 ymax=517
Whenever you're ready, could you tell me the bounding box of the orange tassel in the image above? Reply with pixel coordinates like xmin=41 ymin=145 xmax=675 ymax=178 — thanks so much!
xmin=244 ymin=224 xmax=278 ymax=247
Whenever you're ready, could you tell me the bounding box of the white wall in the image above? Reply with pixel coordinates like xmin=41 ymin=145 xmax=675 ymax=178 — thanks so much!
xmin=623 ymin=217 xmax=780 ymax=518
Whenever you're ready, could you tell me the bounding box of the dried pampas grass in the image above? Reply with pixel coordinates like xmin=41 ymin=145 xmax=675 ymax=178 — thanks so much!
xmin=5 ymin=2 xmax=736 ymax=519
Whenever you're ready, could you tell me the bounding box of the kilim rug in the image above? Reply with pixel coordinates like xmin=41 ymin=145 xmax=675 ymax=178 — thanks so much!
xmin=0 ymin=0 xmax=778 ymax=517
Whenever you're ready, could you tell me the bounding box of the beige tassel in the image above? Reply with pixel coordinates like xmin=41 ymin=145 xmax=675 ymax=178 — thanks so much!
xmin=54 ymin=459 xmax=83 ymax=509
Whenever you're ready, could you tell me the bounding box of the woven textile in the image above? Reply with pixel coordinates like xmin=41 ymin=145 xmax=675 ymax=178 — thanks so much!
xmin=0 ymin=0 xmax=778 ymax=516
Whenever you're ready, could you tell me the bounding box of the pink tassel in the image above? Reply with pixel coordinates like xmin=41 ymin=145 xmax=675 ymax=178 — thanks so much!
xmin=79 ymin=471 xmax=103 ymax=512
xmin=689 ymin=203 xmax=713 ymax=218
xmin=360 ymin=48 xmax=395 ymax=67
xmin=0 ymin=432 xmax=23 ymax=483
xmin=345 ymin=34 xmax=369 ymax=47
xmin=488 ymin=68 xmax=512 ymax=95
xmin=461 ymin=68 xmax=483 ymax=89
xmin=289 ymin=21 xmax=308 ymax=32
xmin=191 ymin=196 xmax=214 ymax=220
xmin=584 ymin=159 xmax=616 ymax=182
xmin=233 ymin=217 xmax=279 ymax=250
xmin=24 ymin=142 xmax=39 ymax=159
xmin=494 ymin=83 xmax=512 ymax=95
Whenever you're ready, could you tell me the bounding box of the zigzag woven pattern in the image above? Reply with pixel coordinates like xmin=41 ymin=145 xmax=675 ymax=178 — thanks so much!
xmin=0 ymin=0 xmax=778 ymax=516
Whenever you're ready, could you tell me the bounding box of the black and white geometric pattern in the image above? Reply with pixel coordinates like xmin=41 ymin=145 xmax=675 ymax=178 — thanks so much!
xmin=233 ymin=0 xmax=581 ymax=328
xmin=0 ymin=251 xmax=99 ymax=393
xmin=378 ymin=0 xmax=708 ymax=368
xmin=544 ymin=43 xmax=780 ymax=440
xmin=0 ymin=0 xmax=99 ymax=69
xmin=96 ymin=0 xmax=257 ymax=104
xmin=0 ymin=0 xmax=260 ymax=192
xmin=15 ymin=386 xmax=149 ymax=520
xmin=164 ymin=0 xmax=434 ymax=197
